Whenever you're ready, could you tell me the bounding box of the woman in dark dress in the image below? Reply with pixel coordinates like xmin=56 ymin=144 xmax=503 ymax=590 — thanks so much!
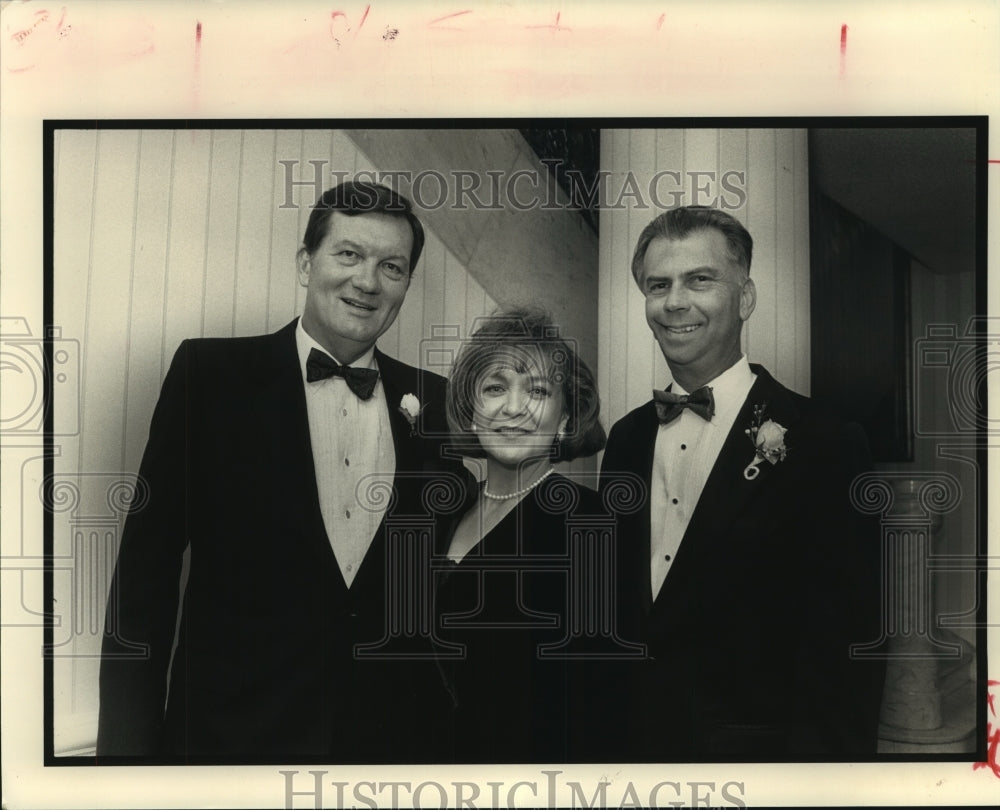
xmin=435 ymin=308 xmax=609 ymax=763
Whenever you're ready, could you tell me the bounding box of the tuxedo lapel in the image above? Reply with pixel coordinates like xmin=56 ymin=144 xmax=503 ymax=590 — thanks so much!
xmin=375 ymin=348 xmax=420 ymax=473
xmin=634 ymin=404 xmax=660 ymax=615
xmin=652 ymin=366 xmax=801 ymax=614
xmin=253 ymin=321 xmax=345 ymax=587
xmin=606 ymin=402 xmax=660 ymax=616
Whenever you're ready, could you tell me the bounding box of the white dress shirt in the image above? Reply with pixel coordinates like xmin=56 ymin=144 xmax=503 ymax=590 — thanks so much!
xmin=649 ymin=356 xmax=756 ymax=600
xmin=296 ymin=319 xmax=395 ymax=587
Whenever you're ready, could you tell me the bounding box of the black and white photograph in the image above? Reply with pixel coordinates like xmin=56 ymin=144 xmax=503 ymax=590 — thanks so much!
xmin=45 ymin=120 xmax=985 ymax=761
xmin=3 ymin=3 xmax=998 ymax=809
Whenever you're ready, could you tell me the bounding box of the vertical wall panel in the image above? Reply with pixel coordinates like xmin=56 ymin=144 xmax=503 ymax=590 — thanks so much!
xmin=50 ymin=128 xmax=87 ymax=733
xmin=442 ymin=248 xmax=469 ymax=356
xmin=597 ymin=131 xmax=614 ymax=444
xmin=684 ymin=129 xmax=720 ymax=203
xmin=718 ymin=129 xmax=750 ymax=359
xmin=267 ymin=130 xmax=303 ymax=333
xmin=68 ymin=129 xmax=140 ymax=726
xmin=123 ymin=130 xmax=175 ymax=475
xmin=201 ymin=130 xmax=242 ymax=336
xmin=331 ymin=128 xmax=358 ymax=182
xmin=745 ymin=128 xmax=779 ymax=373
xmin=626 ymin=129 xmax=659 ymax=410
xmin=792 ymin=133 xmax=811 ymax=391
xmin=53 ymin=130 xmax=97 ymax=355
xmin=52 ymin=126 xmax=96 ymax=507
xmin=718 ymin=129 xmax=749 ymax=222
xmin=80 ymin=131 xmax=140 ymax=499
xmin=774 ymin=129 xmax=797 ymax=386
xmin=233 ymin=131 xmax=278 ymax=337
xmin=603 ymin=129 xmax=630 ymax=425
xmin=162 ymin=131 xmax=212 ymax=354
xmin=420 ymin=232 xmax=447 ymax=371
xmin=292 ymin=130 xmax=311 ymax=319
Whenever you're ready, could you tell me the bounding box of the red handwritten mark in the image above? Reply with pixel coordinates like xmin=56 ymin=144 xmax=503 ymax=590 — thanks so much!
xmin=7 ymin=6 xmax=71 ymax=71
xmin=193 ymin=21 xmax=202 ymax=104
xmin=527 ymin=11 xmax=571 ymax=32
xmin=428 ymin=9 xmax=472 ymax=30
xmin=57 ymin=9 xmax=70 ymax=37
xmin=656 ymin=13 xmax=666 ymax=31
xmin=972 ymin=679 xmax=1000 ymax=778
xmin=839 ymin=23 xmax=848 ymax=76
xmin=330 ymin=5 xmax=370 ymax=43
xmin=10 ymin=8 xmax=51 ymax=45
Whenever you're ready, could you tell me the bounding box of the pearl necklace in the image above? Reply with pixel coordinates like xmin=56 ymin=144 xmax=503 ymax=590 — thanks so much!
xmin=482 ymin=467 xmax=555 ymax=501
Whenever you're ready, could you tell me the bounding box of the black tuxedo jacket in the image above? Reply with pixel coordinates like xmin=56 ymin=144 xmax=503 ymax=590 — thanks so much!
xmin=600 ymin=364 xmax=886 ymax=760
xmin=97 ymin=319 xmax=468 ymax=762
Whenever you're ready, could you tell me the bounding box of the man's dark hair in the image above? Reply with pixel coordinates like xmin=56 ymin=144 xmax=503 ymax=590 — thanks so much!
xmin=446 ymin=307 xmax=606 ymax=463
xmin=302 ymin=181 xmax=425 ymax=273
xmin=631 ymin=205 xmax=753 ymax=282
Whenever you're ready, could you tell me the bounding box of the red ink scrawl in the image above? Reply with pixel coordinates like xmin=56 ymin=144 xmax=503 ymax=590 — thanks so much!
xmin=428 ymin=10 xmax=472 ymax=30
xmin=972 ymin=679 xmax=1000 ymax=778
xmin=839 ymin=23 xmax=848 ymax=76
xmin=526 ymin=11 xmax=570 ymax=32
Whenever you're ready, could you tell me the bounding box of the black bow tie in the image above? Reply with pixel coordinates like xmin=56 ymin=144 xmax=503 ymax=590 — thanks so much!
xmin=653 ymin=385 xmax=715 ymax=424
xmin=306 ymin=348 xmax=380 ymax=401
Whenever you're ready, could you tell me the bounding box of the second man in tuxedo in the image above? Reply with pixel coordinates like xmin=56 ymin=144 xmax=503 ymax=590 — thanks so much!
xmin=600 ymin=205 xmax=886 ymax=760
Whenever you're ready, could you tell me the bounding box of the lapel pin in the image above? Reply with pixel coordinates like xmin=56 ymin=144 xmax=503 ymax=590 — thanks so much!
xmin=743 ymin=404 xmax=788 ymax=480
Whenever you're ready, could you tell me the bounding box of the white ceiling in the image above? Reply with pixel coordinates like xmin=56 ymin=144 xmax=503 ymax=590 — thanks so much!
xmin=809 ymin=128 xmax=978 ymax=275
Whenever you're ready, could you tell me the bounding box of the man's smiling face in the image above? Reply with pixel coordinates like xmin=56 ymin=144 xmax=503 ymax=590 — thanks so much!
xmin=297 ymin=211 xmax=413 ymax=364
xmin=638 ymin=228 xmax=756 ymax=391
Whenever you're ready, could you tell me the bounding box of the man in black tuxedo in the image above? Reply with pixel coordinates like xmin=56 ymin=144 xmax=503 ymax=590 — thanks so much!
xmin=98 ymin=182 xmax=465 ymax=762
xmin=600 ymin=205 xmax=886 ymax=760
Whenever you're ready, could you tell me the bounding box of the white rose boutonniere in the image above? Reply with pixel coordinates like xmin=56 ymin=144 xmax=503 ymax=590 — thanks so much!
xmin=398 ymin=394 xmax=423 ymax=437
xmin=743 ymin=404 xmax=787 ymax=480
